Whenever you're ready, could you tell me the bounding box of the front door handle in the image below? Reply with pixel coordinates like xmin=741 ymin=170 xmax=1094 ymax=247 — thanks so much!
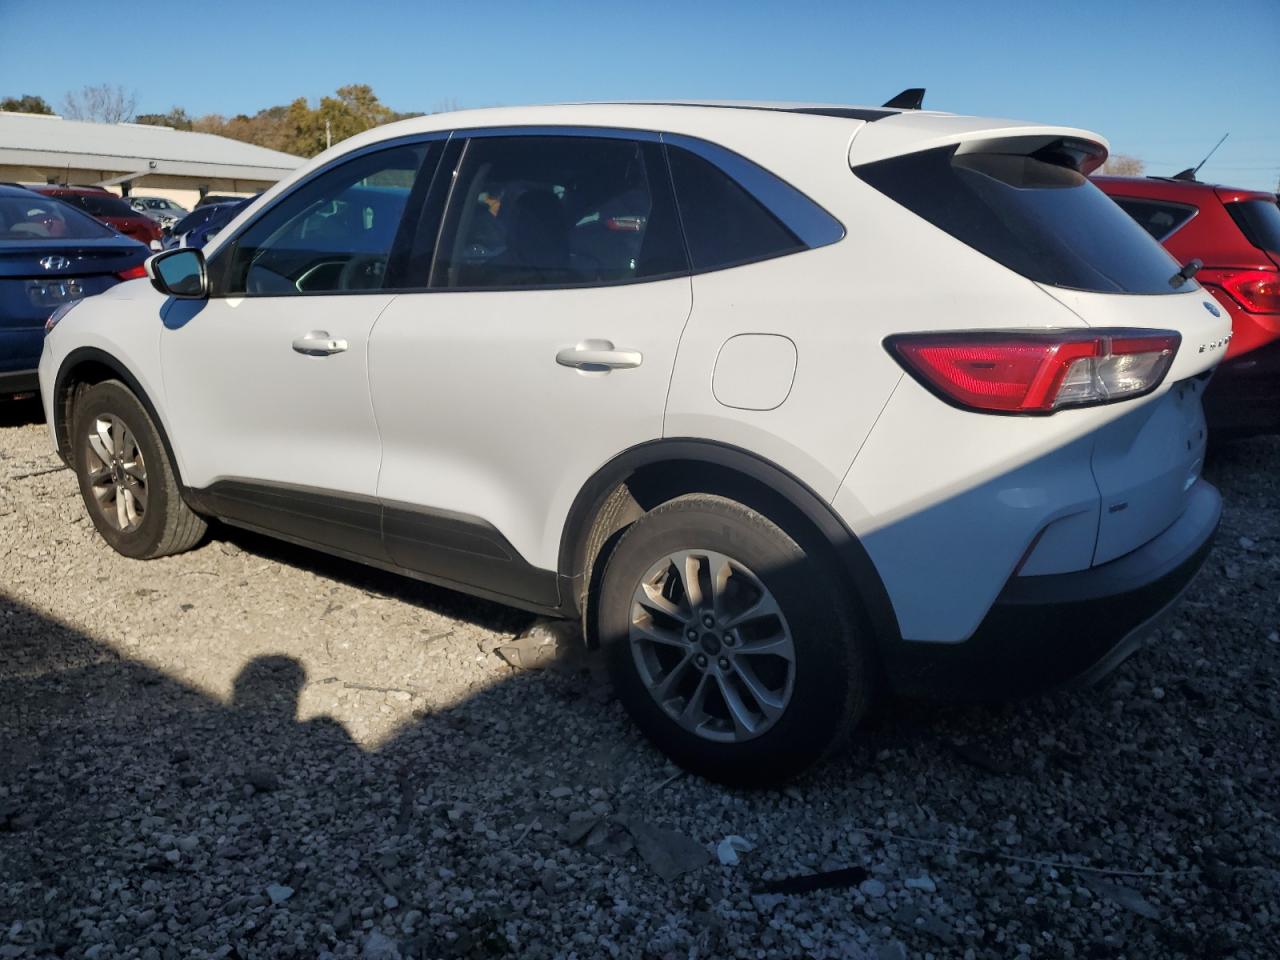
xmin=292 ymin=331 xmax=348 ymax=356
xmin=556 ymin=339 xmax=643 ymax=371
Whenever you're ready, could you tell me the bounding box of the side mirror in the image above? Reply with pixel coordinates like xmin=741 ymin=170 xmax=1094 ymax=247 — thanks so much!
xmin=147 ymin=247 xmax=208 ymax=299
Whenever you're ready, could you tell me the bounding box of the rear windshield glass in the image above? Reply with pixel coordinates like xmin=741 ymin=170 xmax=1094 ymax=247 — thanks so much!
xmin=855 ymin=146 xmax=1186 ymax=294
xmin=0 ymin=195 xmax=114 ymax=240
xmin=1227 ymin=199 xmax=1280 ymax=255
xmin=60 ymin=192 xmax=138 ymax=218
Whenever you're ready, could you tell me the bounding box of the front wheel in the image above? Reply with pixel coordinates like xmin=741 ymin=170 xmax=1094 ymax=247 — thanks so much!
xmin=71 ymin=380 xmax=207 ymax=559
xmin=597 ymin=494 xmax=872 ymax=785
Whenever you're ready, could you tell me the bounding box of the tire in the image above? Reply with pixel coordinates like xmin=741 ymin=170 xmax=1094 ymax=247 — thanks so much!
xmin=597 ymin=494 xmax=872 ymax=785
xmin=70 ymin=380 xmax=207 ymax=559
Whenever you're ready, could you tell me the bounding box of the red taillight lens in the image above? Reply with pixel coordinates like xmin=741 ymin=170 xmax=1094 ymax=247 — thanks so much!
xmin=1218 ymin=270 xmax=1280 ymax=315
xmin=887 ymin=330 xmax=1180 ymax=414
xmin=605 ymin=215 xmax=644 ymax=232
xmin=116 ymin=264 xmax=147 ymax=280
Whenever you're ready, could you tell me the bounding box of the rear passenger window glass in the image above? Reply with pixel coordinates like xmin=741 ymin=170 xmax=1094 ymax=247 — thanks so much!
xmin=857 ymin=146 xmax=1186 ymax=295
xmin=432 ymin=136 xmax=686 ymax=289
xmin=1112 ymin=197 xmax=1197 ymax=242
xmin=666 ymin=146 xmax=805 ymax=271
xmin=217 ymin=143 xmax=428 ymax=296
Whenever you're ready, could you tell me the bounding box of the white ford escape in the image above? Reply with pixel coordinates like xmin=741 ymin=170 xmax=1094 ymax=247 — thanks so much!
xmin=39 ymin=101 xmax=1230 ymax=784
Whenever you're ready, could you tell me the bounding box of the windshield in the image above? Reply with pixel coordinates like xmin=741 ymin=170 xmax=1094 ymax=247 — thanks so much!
xmin=0 ymin=195 xmax=115 ymax=240
xmin=1228 ymin=199 xmax=1280 ymax=255
xmin=60 ymin=192 xmax=139 ymax=219
xmin=856 ymin=146 xmax=1187 ymax=294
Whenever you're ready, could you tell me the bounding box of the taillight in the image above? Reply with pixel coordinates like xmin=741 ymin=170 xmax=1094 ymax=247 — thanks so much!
xmin=886 ymin=329 xmax=1180 ymax=414
xmin=116 ymin=264 xmax=147 ymax=280
xmin=605 ymin=216 xmax=644 ymax=232
xmin=46 ymin=300 xmax=81 ymax=333
xmin=1217 ymin=269 xmax=1280 ymax=315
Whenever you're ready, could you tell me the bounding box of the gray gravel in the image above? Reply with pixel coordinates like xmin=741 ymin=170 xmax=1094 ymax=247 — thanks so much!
xmin=1 ymin=395 xmax=1278 ymax=959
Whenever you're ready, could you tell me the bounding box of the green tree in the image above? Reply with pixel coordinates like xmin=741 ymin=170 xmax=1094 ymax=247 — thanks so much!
xmin=135 ymin=107 xmax=194 ymax=130
xmin=1 ymin=94 xmax=54 ymax=115
xmin=282 ymin=85 xmax=397 ymax=157
xmin=167 ymin=86 xmax=410 ymax=158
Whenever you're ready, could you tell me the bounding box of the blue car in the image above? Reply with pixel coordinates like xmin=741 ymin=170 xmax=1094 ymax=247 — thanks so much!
xmin=1 ymin=185 xmax=150 ymax=394
xmin=164 ymin=198 xmax=252 ymax=250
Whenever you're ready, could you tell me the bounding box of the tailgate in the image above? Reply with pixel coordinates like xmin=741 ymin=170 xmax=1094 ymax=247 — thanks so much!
xmin=1036 ymin=284 xmax=1230 ymax=564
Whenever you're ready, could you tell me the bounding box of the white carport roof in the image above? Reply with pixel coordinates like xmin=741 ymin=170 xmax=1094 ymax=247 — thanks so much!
xmin=0 ymin=112 xmax=302 ymax=187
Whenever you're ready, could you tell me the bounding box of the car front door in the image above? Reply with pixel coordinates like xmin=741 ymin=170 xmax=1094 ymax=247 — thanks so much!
xmin=160 ymin=138 xmax=439 ymax=554
xmin=366 ymin=130 xmax=693 ymax=607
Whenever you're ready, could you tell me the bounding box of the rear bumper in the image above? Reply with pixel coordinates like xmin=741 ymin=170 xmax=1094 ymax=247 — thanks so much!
xmin=883 ymin=479 xmax=1221 ymax=701
xmin=0 ymin=369 xmax=39 ymax=395
xmin=1203 ymin=339 xmax=1280 ymax=436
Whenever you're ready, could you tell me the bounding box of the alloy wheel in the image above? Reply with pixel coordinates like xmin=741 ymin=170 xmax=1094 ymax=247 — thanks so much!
xmin=629 ymin=549 xmax=796 ymax=743
xmin=83 ymin=414 xmax=148 ymax=533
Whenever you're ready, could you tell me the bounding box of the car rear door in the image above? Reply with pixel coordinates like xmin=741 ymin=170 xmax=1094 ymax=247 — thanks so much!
xmin=366 ymin=130 xmax=692 ymax=607
xmin=160 ymin=138 xmax=440 ymax=555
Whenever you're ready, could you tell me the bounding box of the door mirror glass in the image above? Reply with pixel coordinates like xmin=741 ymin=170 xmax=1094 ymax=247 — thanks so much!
xmin=149 ymin=248 xmax=207 ymax=298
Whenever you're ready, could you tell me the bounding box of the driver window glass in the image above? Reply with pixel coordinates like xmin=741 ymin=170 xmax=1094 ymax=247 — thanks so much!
xmin=431 ymin=135 xmax=687 ymax=290
xmin=219 ymin=144 xmax=427 ymax=296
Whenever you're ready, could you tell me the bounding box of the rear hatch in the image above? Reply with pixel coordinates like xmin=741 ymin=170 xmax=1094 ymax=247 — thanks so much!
xmin=852 ymin=127 xmax=1231 ymax=568
xmin=1036 ymin=286 xmax=1226 ymax=563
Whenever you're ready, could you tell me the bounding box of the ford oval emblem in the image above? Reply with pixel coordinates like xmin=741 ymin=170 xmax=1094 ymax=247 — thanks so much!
xmin=1203 ymin=301 xmax=1221 ymax=318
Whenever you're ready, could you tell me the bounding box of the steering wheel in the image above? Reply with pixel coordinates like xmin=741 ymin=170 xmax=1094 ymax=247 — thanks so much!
xmin=337 ymin=255 xmax=386 ymax=291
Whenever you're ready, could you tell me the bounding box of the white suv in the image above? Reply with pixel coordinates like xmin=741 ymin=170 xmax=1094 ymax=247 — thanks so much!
xmin=38 ymin=102 xmax=1230 ymax=784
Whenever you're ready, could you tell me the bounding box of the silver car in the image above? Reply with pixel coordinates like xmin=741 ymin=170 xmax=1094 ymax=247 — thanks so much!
xmin=127 ymin=195 xmax=189 ymax=228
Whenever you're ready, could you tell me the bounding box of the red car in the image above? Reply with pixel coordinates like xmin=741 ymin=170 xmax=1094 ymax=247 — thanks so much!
xmin=30 ymin=186 xmax=163 ymax=248
xmin=1095 ymin=175 xmax=1280 ymax=434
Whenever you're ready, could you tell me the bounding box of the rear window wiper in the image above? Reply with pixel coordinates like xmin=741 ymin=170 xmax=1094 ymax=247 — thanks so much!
xmin=1169 ymin=258 xmax=1202 ymax=289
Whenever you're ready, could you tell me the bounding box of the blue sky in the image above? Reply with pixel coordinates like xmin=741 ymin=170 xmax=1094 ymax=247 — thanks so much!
xmin=3 ymin=0 xmax=1277 ymax=189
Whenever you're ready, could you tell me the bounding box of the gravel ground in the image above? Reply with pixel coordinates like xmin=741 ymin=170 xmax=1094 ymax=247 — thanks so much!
xmin=1 ymin=395 xmax=1278 ymax=960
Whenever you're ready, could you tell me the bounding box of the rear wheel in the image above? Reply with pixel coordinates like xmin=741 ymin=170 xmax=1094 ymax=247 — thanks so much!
xmin=597 ymin=494 xmax=871 ymax=785
xmin=71 ymin=380 xmax=206 ymax=559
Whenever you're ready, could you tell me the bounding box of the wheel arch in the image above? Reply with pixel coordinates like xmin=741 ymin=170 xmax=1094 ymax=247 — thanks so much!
xmin=52 ymin=347 xmax=185 ymax=487
xmin=558 ymin=439 xmax=902 ymax=652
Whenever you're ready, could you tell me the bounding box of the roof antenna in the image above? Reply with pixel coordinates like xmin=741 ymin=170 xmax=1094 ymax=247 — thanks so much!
xmin=1172 ymin=132 xmax=1228 ymax=182
xmin=882 ymin=88 xmax=925 ymax=110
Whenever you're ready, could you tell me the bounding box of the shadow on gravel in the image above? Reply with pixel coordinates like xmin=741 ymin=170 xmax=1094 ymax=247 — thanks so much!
xmin=0 ymin=396 xmax=43 ymax=430
xmin=6 ymin=431 xmax=1280 ymax=957
xmin=209 ymin=522 xmax=536 ymax=636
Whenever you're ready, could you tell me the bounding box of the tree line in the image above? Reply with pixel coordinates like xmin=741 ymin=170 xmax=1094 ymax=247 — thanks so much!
xmin=0 ymin=87 xmax=1152 ymax=173
xmin=2 ymin=84 xmax=430 ymax=159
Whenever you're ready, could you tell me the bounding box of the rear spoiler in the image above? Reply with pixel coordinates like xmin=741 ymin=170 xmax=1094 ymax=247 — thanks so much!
xmin=956 ymin=135 xmax=1109 ymax=175
xmin=849 ymin=115 xmax=1111 ymax=173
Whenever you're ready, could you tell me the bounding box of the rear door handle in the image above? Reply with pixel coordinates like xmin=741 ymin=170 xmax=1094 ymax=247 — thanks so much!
xmin=292 ymin=331 xmax=348 ymax=356
xmin=556 ymin=339 xmax=642 ymax=371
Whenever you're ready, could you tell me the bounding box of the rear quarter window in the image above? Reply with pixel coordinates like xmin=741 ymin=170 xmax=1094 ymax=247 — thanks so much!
xmin=856 ymin=146 xmax=1186 ymax=295
xmin=1111 ymin=197 xmax=1197 ymax=242
xmin=1227 ymin=199 xmax=1280 ymax=255
xmin=665 ymin=141 xmax=843 ymax=273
